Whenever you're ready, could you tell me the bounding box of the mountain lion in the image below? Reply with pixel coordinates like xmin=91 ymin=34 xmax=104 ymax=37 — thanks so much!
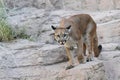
xmin=51 ymin=14 xmax=102 ymax=70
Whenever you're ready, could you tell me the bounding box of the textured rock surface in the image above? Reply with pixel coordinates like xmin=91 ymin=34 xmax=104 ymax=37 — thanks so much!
xmin=0 ymin=39 xmax=120 ymax=80
xmin=0 ymin=39 xmax=68 ymax=67
xmin=7 ymin=9 xmax=120 ymax=43
xmin=57 ymin=61 xmax=106 ymax=80
xmin=0 ymin=39 xmax=104 ymax=80
xmin=0 ymin=0 xmax=120 ymax=80
xmin=4 ymin=0 xmax=120 ymax=11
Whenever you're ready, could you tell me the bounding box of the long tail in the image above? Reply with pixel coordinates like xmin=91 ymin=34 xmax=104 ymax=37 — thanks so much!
xmin=95 ymin=44 xmax=102 ymax=57
xmin=98 ymin=45 xmax=102 ymax=54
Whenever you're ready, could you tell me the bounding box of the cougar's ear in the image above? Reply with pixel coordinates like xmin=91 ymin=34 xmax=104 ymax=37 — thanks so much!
xmin=66 ymin=25 xmax=71 ymax=29
xmin=51 ymin=25 xmax=56 ymax=30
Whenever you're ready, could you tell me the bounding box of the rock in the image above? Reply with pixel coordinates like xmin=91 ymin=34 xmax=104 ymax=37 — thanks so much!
xmin=99 ymin=51 xmax=120 ymax=60
xmin=63 ymin=0 xmax=82 ymax=11
xmin=63 ymin=0 xmax=119 ymax=11
xmin=97 ymin=19 xmax=120 ymax=43
xmin=0 ymin=60 xmax=106 ymax=80
xmin=1 ymin=0 xmax=120 ymax=80
xmin=49 ymin=0 xmax=63 ymax=9
xmin=0 ymin=39 xmax=68 ymax=67
xmin=114 ymin=0 xmax=120 ymax=9
xmin=57 ymin=60 xmax=106 ymax=80
xmin=7 ymin=8 xmax=51 ymax=41
xmin=7 ymin=9 xmax=120 ymax=43
xmin=32 ymin=0 xmax=53 ymax=9
xmin=4 ymin=0 xmax=33 ymax=9
xmin=101 ymin=43 xmax=120 ymax=51
xmin=98 ymin=0 xmax=114 ymax=11
xmin=1 ymin=39 xmax=120 ymax=80
xmin=4 ymin=0 xmax=120 ymax=11
xmin=82 ymin=0 xmax=98 ymax=11
xmin=104 ymin=57 xmax=120 ymax=80
xmin=98 ymin=44 xmax=120 ymax=80
xmin=0 ymin=39 xmax=68 ymax=80
xmin=0 ymin=40 xmax=120 ymax=80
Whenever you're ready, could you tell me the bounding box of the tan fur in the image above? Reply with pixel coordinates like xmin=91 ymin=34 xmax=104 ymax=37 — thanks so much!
xmin=51 ymin=14 xmax=102 ymax=69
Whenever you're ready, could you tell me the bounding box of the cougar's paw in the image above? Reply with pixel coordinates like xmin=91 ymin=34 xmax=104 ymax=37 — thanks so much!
xmin=86 ymin=54 xmax=94 ymax=62
xmin=78 ymin=56 xmax=87 ymax=64
xmin=66 ymin=65 xmax=74 ymax=70
xmin=86 ymin=58 xmax=93 ymax=62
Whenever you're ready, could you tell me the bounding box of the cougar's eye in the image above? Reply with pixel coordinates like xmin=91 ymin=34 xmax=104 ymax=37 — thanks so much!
xmin=64 ymin=34 xmax=66 ymax=37
xmin=63 ymin=34 xmax=67 ymax=37
xmin=56 ymin=35 xmax=60 ymax=37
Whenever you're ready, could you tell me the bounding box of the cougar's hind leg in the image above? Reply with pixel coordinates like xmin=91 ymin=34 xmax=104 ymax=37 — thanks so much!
xmin=83 ymin=43 xmax=87 ymax=62
xmin=93 ymin=34 xmax=101 ymax=57
xmin=83 ymin=43 xmax=86 ymax=56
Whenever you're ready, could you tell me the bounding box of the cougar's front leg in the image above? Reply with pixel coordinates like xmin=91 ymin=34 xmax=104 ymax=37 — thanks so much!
xmin=65 ymin=47 xmax=74 ymax=70
xmin=77 ymin=39 xmax=86 ymax=63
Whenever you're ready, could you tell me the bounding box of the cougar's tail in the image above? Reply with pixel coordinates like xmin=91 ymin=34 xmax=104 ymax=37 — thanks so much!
xmin=98 ymin=45 xmax=102 ymax=54
xmin=95 ymin=45 xmax=102 ymax=57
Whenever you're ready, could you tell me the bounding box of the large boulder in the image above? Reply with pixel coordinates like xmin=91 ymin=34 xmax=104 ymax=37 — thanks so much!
xmin=0 ymin=39 xmax=68 ymax=68
xmin=0 ymin=39 xmax=120 ymax=80
xmin=0 ymin=39 xmax=68 ymax=80
xmin=7 ymin=9 xmax=120 ymax=44
xmin=99 ymin=43 xmax=120 ymax=80
xmin=0 ymin=39 xmax=107 ymax=80
xmin=57 ymin=60 xmax=106 ymax=80
xmin=1 ymin=1 xmax=120 ymax=80
xmin=4 ymin=0 xmax=120 ymax=11
xmin=97 ymin=19 xmax=120 ymax=43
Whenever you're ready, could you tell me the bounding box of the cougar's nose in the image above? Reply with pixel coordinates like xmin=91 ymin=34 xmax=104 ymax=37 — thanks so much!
xmin=60 ymin=42 xmax=63 ymax=45
xmin=59 ymin=40 xmax=66 ymax=45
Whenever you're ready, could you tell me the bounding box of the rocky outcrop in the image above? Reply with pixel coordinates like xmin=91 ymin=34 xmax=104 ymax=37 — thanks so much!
xmin=0 ymin=39 xmax=120 ymax=80
xmin=1 ymin=0 xmax=120 ymax=80
xmin=0 ymin=39 xmax=67 ymax=80
xmin=99 ymin=43 xmax=120 ymax=80
xmin=7 ymin=9 xmax=120 ymax=44
xmin=0 ymin=39 xmax=68 ymax=67
xmin=4 ymin=0 xmax=120 ymax=11
xmin=57 ymin=61 xmax=106 ymax=80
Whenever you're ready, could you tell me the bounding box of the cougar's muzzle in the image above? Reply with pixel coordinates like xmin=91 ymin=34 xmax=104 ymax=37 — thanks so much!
xmin=58 ymin=40 xmax=66 ymax=45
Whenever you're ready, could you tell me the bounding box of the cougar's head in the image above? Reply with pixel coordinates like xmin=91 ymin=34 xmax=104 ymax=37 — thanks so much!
xmin=51 ymin=25 xmax=71 ymax=45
